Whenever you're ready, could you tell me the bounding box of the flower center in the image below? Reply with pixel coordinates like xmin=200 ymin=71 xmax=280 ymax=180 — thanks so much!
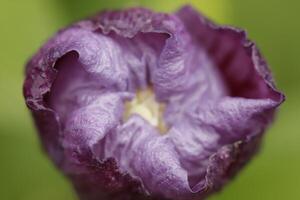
xmin=124 ymin=87 xmax=167 ymax=134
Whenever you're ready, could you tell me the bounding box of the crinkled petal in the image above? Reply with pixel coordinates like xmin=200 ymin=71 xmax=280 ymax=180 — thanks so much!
xmin=168 ymin=97 xmax=278 ymax=193
xmin=81 ymin=8 xmax=213 ymax=100
xmin=176 ymin=6 xmax=283 ymax=101
xmin=103 ymin=115 xmax=190 ymax=199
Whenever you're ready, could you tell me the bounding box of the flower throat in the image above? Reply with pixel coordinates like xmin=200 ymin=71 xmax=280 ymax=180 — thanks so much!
xmin=123 ymin=87 xmax=167 ymax=134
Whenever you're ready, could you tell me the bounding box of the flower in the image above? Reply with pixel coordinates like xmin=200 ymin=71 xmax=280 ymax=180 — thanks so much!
xmin=23 ymin=5 xmax=284 ymax=200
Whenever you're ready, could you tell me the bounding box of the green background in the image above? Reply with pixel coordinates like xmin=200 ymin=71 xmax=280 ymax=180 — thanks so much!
xmin=0 ymin=0 xmax=299 ymax=199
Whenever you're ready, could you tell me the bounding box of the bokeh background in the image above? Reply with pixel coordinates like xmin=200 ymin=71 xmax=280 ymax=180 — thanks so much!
xmin=0 ymin=0 xmax=299 ymax=199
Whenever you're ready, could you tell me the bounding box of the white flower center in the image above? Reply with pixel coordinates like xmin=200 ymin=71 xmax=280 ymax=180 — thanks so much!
xmin=124 ymin=88 xmax=167 ymax=134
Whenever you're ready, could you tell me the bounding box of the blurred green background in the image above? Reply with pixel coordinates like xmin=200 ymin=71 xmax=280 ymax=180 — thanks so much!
xmin=0 ymin=0 xmax=299 ymax=199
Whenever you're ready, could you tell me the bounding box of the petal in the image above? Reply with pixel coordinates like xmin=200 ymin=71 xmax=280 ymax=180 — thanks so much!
xmin=176 ymin=6 xmax=284 ymax=101
xmin=84 ymin=8 xmax=218 ymax=100
xmin=168 ymin=97 xmax=277 ymax=190
xmin=103 ymin=115 xmax=191 ymax=199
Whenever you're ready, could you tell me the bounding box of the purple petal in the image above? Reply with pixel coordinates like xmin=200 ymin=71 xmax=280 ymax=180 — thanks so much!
xmin=176 ymin=6 xmax=283 ymax=101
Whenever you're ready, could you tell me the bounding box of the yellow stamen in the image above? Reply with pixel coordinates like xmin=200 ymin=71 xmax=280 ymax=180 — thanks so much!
xmin=124 ymin=87 xmax=167 ymax=134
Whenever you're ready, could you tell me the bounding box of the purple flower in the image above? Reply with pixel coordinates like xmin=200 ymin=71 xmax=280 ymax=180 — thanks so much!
xmin=23 ymin=6 xmax=284 ymax=200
